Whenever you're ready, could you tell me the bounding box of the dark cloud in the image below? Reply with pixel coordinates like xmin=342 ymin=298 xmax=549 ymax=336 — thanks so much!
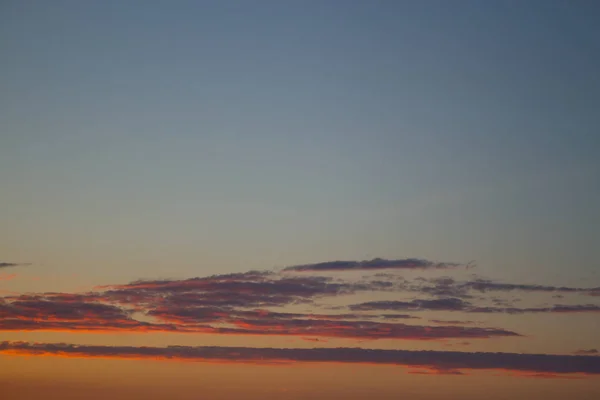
xmin=146 ymin=306 xmax=382 ymax=325
xmin=1 ymin=341 xmax=599 ymax=376
xmin=381 ymin=314 xmax=420 ymax=320
xmin=410 ymin=277 xmax=473 ymax=299
xmin=574 ymin=349 xmax=598 ymax=355
xmin=351 ymin=298 xmax=469 ymax=312
xmin=0 ymin=317 xmax=516 ymax=340
xmin=0 ymin=296 xmax=179 ymax=333
xmin=465 ymin=279 xmax=600 ymax=295
xmin=301 ymin=337 xmax=327 ymax=342
xmin=283 ymin=258 xmax=467 ymax=272
xmin=2 ymin=257 xmax=597 ymax=343
xmin=100 ymin=273 xmax=362 ymax=309
xmin=0 ymin=262 xmax=29 ymax=269
xmin=136 ymin=290 xmax=514 ymax=340
xmin=491 ymin=297 xmax=520 ymax=307
xmin=410 ymin=277 xmax=600 ymax=299
xmin=469 ymin=304 xmax=600 ymax=314
xmin=443 ymin=341 xmax=472 ymax=348
xmin=351 ymin=298 xmax=600 ymax=314
xmin=0 ymin=318 xmax=180 ymax=333
xmin=209 ymin=318 xmax=519 ymax=340
xmin=430 ymin=320 xmax=479 ymax=325
xmin=0 ymin=294 xmax=517 ymax=340
xmin=0 ymin=298 xmax=131 ymax=320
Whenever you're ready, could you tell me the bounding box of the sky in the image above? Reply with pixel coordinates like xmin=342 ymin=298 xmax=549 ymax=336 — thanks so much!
xmin=1 ymin=0 xmax=600 ymax=399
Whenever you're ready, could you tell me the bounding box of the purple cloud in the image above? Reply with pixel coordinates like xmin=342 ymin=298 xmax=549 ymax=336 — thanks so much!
xmin=0 ymin=295 xmax=518 ymax=340
xmin=351 ymin=298 xmax=600 ymax=314
xmin=2 ymin=256 xmax=598 ymax=346
xmin=412 ymin=277 xmax=600 ymax=298
xmin=1 ymin=341 xmax=599 ymax=376
xmin=99 ymin=272 xmax=362 ymax=309
xmin=283 ymin=258 xmax=468 ymax=272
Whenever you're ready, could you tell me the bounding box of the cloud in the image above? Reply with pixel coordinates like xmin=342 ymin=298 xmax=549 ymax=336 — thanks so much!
xmin=301 ymin=337 xmax=328 ymax=342
xmin=408 ymin=368 xmax=466 ymax=375
xmin=283 ymin=258 xmax=467 ymax=272
xmin=1 ymin=256 xmax=597 ymax=344
xmin=381 ymin=314 xmax=420 ymax=320
xmin=574 ymin=349 xmax=598 ymax=355
xmin=411 ymin=277 xmax=473 ymax=299
xmin=0 ymin=318 xmax=179 ymax=333
xmin=442 ymin=341 xmax=472 ymax=348
xmin=210 ymin=318 xmax=519 ymax=340
xmin=470 ymin=304 xmax=600 ymax=314
xmin=430 ymin=320 xmax=479 ymax=325
xmin=0 ymin=262 xmax=29 ymax=269
xmin=99 ymin=272 xmax=363 ymax=309
xmin=351 ymin=298 xmax=470 ymax=312
xmin=1 ymin=341 xmax=599 ymax=377
xmin=465 ymin=279 xmax=600 ymax=296
xmin=0 ymin=295 xmax=517 ymax=340
xmin=0 ymin=274 xmax=17 ymax=282
xmin=0 ymin=296 xmax=182 ymax=333
xmin=412 ymin=277 xmax=600 ymax=298
xmin=351 ymin=298 xmax=600 ymax=314
xmin=147 ymin=307 xmax=397 ymax=324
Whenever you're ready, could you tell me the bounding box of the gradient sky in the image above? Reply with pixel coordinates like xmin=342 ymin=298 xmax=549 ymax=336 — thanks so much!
xmin=1 ymin=1 xmax=600 ymax=399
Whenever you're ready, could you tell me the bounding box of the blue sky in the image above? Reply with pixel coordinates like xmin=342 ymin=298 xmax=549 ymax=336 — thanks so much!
xmin=2 ymin=0 xmax=599 ymax=289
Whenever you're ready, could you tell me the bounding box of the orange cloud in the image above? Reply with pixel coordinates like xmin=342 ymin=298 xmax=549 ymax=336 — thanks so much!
xmin=0 ymin=274 xmax=17 ymax=282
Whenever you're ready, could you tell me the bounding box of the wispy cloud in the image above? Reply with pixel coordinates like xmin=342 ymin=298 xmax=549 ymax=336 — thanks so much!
xmin=1 ymin=256 xmax=598 ymax=345
xmin=0 ymin=297 xmax=177 ymax=333
xmin=0 ymin=274 xmax=17 ymax=282
xmin=99 ymin=272 xmax=359 ymax=309
xmin=1 ymin=341 xmax=598 ymax=377
xmin=0 ymin=262 xmax=29 ymax=269
xmin=410 ymin=277 xmax=600 ymax=298
xmin=283 ymin=258 xmax=468 ymax=272
xmin=574 ymin=349 xmax=598 ymax=355
xmin=429 ymin=319 xmax=479 ymax=325
xmin=0 ymin=295 xmax=517 ymax=340
xmin=351 ymin=298 xmax=600 ymax=314
xmin=208 ymin=318 xmax=519 ymax=340
xmin=352 ymin=298 xmax=469 ymax=312
xmin=464 ymin=279 xmax=600 ymax=296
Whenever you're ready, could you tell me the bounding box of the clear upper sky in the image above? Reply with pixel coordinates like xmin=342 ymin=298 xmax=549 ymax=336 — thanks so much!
xmin=1 ymin=2 xmax=600 ymax=398
xmin=3 ymin=0 xmax=600 ymax=285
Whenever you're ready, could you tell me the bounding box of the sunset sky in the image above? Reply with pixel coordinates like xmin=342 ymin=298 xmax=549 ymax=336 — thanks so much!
xmin=1 ymin=1 xmax=600 ymax=399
